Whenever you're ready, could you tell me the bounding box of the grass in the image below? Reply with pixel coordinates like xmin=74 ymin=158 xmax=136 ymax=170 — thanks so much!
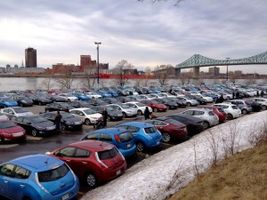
xmin=169 ymin=140 xmax=267 ymax=200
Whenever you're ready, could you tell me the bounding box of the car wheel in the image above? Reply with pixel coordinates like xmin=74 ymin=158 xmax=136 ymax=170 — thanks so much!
xmin=137 ymin=110 xmax=142 ymax=115
xmin=31 ymin=129 xmax=38 ymax=137
xmin=122 ymin=112 xmax=127 ymax=118
xmin=202 ymin=121 xmax=210 ymax=129
xmin=85 ymin=173 xmax=97 ymax=188
xmin=85 ymin=119 xmax=91 ymax=125
xmin=162 ymin=133 xmax=171 ymax=143
xmin=186 ymin=102 xmax=191 ymax=107
xmin=227 ymin=113 xmax=233 ymax=120
xmin=61 ymin=124 xmax=66 ymax=131
xmin=154 ymin=108 xmax=158 ymax=112
xmin=136 ymin=142 xmax=145 ymax=152
xmin=262 ymin=105 xmax=267 ymax=110
xmin=242 ymin=109 xmax=247 ymax=115
xmin=38 ymin=101 xmax=42 ymax=106
xmin=0 ymin=137 xmax=3 ymax=143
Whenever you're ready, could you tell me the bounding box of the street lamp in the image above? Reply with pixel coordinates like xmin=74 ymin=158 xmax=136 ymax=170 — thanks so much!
xmin=226 ymin=57 xmax=230 ymax=81
xmin=94 ymin=42 xmax=101 ymax=86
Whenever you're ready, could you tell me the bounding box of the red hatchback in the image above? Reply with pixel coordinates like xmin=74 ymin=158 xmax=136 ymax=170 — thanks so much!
xmin=205 ymin=106 xmax=226 ymax=123
xmin=49 ymin=140 xmax=127 ymax=188
xmin=146 ymin=119 xmax=188 ymax=143
xmin=141 ymin=100 xmax=168 ymax=112
xmin=0 ymin=120 xmax=26 ymax=143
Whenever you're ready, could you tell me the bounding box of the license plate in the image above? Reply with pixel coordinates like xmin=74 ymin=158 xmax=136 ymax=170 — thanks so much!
xmin=116 ymin=170 xmax=121 ymax=176
xmin=62 ymin=193 xmax=69 ymax=200
xmin=127 ymin=143 xmax=131 ymax=148
xmin=74 ymin=121 xmax=81 ymax=125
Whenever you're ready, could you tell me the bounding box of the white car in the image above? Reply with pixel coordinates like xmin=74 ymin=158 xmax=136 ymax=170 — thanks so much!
xmin=58 ymin=93 xmax=78 ymax=102
xmin=214 ymin=103 xmax=241 ymax=119
xmin=123 ymin=102 xmax=153 ymax=115
xmin=181 ymin=108 xmax=219 ymax=129
xmin=69 ymin=108 xmax=102 ymax=125
xmin=0 ymin=107 xmax=33 ymax=118
xmin=107 ymin=104 xmax=138 ymax=118
xmin=177 ymin=96 xmax=199 ymax=106
xmin=157 ymin=93 xmax=176 ymax=99
xmin=191 ymin=93 xmax=213 ymax=103
xmin=253 ymin=98 xmax=267 ymax=110
xmin=86 ymin=91 xmax=102 ymax=99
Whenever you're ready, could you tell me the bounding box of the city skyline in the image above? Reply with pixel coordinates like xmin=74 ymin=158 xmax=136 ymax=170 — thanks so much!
xmin=0 ymin=0 xmax=267 ymax=73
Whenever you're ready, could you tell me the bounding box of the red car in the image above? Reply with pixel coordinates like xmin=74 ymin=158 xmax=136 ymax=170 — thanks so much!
xmin=146 ymin=119 xmax=188 ymax=142
xmin=141 ymin=100 xmax=168 ymax=112
xmin=0 ymin=120 xmax=26 ymax=143
xmin=205 ymin=106 xmax=226 ymax=123
xmin=49 ymin=140 xmax=127 ymax=188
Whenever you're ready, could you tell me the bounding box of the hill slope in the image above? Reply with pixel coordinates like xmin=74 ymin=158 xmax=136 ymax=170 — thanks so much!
xmin=169 ymin=140 xmax=267 ymax=200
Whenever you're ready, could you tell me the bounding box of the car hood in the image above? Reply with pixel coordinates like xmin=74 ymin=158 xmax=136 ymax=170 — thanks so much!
xmin=0 ymin=126 xmax=24 ymax=134
xmin=33 ymin=121 xmax=55 ymax=129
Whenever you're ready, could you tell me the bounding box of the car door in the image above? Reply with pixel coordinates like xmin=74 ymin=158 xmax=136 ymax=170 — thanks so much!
xmin=71 ymin=148 xmax=92 ymax=178
xmin=54 ymin=147 xmax=77 ymax=173
xmin=183 ymin=110 xmax=194 ymax=116
xmin=0 ymin=163 xmax=16 ymax=199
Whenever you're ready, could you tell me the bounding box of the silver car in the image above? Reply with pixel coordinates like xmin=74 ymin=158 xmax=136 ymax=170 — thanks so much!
xmin=181 ymin=108 xmax=219 ymax=129
xmin=107 ymin=104 xmax=138 ymax=118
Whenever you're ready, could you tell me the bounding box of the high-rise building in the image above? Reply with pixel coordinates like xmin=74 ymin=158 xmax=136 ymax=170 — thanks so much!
xmin=25 ymin=47 xmax=37 ymax=68
xmin=208 ymin=67 xmax=220 ymax=76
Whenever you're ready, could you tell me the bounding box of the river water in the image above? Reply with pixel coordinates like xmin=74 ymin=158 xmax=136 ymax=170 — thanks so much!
xmin=0 ymin=77 xmax=266 ymax=91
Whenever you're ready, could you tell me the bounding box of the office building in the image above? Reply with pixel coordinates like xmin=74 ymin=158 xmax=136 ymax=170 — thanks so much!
xmin=25 ymin=47 xmax=37 ymax=68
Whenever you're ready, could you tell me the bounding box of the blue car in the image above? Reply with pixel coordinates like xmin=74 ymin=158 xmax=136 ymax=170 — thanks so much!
xmin=0 ymin=97 xmax=18 ymax=108
xmin=72 ymin=92 xmax=90 ymax=101
xmin=0 ymin=154 xmax=79 ymax=200
xmin=116 ymin=121 xmax=162 ymax=152
xmin=81 ymin=127 xmax=136 ymax=158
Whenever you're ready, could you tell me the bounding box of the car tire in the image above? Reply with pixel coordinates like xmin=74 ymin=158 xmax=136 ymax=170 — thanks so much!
xmin=227 ymin=113 xmax=233 ymax=120
xmin=136 ymin=142 xmax=145 ymax=152
xmin=154 ymin=108 xmax=158 ymax=112
xmin=0 ymin=137 xmax=3 ymax=143
xmin=202 ymin=121 xmax=210 ymax=129
xmin=61 ymin=124 xmax=66 ymax=131
xmin=186 ymin=102 xmax=191 ymax=107
xmin=137 ymin=110 xmax=143 ymax=115
xmin=31 ymin=129 xmax=38 ymax=137
xmin=85 ymin=119 xmax=91 ymax=125
xmin=162 ymin=133 xmax=171 ymax=143
xmin=242 ymin=109 xmax=247 ymax=115
xmin=85 ymin=172 xmax=97 ymax=188
xmin=39 ymin=101 xmax=42 ymax=106
xmin=122 ymin=112 xmax=127 ymax=118
xmin=262 ymin=105 xmax=267 ymax=110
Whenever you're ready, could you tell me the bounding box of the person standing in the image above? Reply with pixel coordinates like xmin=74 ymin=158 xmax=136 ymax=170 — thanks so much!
xmin=102 ymin=108 xmax=108 ymax=127
xmin=55 ymin=111 xmax=62 ymax=132
xmin=144 ymin=107 xmax=150 ymax=120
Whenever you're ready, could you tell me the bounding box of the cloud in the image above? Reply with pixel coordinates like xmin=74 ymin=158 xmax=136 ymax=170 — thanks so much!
xmin=0 ymin=0 xmax=266 ymax=73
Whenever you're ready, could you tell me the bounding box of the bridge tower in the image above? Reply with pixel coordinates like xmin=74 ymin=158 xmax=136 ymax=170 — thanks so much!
xmin=193 ymin=66 xmax=200 ymax=78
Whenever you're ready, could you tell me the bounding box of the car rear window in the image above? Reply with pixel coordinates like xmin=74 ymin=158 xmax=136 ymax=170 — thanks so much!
xmin=98 ymin=147 xmax=118 ymax=160
xmin=119 ymin=132 xmax=133 ymax=142
xmin=38 ymin=164 xmax=69 ymax=182
xmin=144 ymin=127 xmax=157 ymax=134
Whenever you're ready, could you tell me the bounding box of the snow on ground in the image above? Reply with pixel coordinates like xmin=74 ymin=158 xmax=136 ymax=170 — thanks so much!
xmin=81 ymin=111 xmax=267 ymax=200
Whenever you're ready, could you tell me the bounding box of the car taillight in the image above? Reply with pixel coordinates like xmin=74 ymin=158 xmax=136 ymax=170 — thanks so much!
xmin=115 ymin=134 xmax=121 ymax=143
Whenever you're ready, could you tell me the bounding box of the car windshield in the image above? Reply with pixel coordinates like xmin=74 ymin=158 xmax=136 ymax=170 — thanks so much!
xmin=144 ymin=126 xmax=157 ymax=134
xmin=98 ymin=147 xmax=118 ymax=160
xmin=0 ymin=121 xmax=16 ymax=129
xmin=84 ymin=109 xmax=97 ymax=115
xmin=38 ymin=164 xmax=69 ymax=182
xmin=136 ymin=103 xmax=145 ymax=107
xmin=13 ymin=107 xmax=28 ymax=113
xmin=119 ymin=132 xmax=133 ymax=142
xmin=30 ymin=117 xmax=47 ymax=123
xmin=121 ymin=104 xmax=131 ymax=109
xmin=61 ymin=113 xmax=74 ymax=118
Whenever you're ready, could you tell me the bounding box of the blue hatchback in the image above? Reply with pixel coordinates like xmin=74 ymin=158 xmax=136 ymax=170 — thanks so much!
xmin=116 ymin=121 xmax=162 ymax=152
xmin=81 ymin=127 xmax=136 ymax=158
xmin=0 ymin=97 xmax=18 ymax=108
xmin=0 ymin=154 xmax=79 ymax=200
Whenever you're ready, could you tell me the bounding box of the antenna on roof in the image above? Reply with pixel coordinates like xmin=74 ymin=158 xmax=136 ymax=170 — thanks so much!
xmin=44 ymin=157 xmax=49 ymax=165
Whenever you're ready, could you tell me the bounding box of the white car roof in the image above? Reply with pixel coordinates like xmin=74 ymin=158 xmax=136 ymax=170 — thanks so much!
xmin=70 ymin=107 xmax=91 ymax=111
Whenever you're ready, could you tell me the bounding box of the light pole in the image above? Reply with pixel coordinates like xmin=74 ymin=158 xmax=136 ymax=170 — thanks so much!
xmin=94 ymin=42 xmax=101 ymax=87
xmin=226 ymin=57 xmax=230 ymax=81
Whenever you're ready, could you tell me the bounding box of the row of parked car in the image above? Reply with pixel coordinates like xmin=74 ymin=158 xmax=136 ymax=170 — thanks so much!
xmin=0 ymin=83 xmax=267 ymax=200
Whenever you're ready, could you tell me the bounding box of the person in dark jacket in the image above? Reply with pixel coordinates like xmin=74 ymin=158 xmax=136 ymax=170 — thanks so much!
xmin=216 ymin=94 xmax=224 ymax=103
xmin=102 ymin=108 xmax=108 ymax=127
xmin=144 ymin=107 xmax=150 ymax=120
xmin=55 ymin=111 xmax=62 ymax=131
xmin=261 ymin=90 xmax=264 ymax=97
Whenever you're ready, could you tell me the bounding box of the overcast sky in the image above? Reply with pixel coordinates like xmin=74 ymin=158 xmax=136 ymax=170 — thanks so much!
xmin=0 ymin=0 xmax=267 ymax=73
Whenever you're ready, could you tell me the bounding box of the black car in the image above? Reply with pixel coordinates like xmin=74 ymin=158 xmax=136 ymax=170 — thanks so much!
xmin=91 ymin=106 xmax=123 ymax=121
xmin=13 ymin=96 xmax=33 ymax=107
xmin=102 ymin=97 xmax=118 ymax=104
xmin=158 ymin=114 xmax=204 ymax=136
xmin=40 ymin=111 xmax=83 ymax=131
xmin=68 ymin=101 xmax=93 ymax=108
xmin=28 ymin=95 xmax=53 ymax=105
xmin=187 ymin=95 xmax=207 ymax=105
xmin=50 ymin=95 xmax=69 ymax=102
xmin=11 ymin=115 xmax=56 ymax=137
xmin=117 ymin=96 xmax=133 ymax=103
xmin=90 ymin=98 xmax=109 ymax=106
xmin=166 ymin=97 xmax=187 ymax=108
xmin=154 ymin=99 xmax=178 ymax=110
xmin=245 ymin=100 xmax=262 ymax=112
xmin=45 ymin=102 xmax=75 ymax=112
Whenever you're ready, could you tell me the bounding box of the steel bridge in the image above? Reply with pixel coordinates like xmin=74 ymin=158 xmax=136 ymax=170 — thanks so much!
xmin=176 ymin=51 xmax=267 ymax=77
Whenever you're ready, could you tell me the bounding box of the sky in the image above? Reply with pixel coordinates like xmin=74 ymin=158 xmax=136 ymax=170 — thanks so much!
xmin=0 ymin=0 xmax=267 ymax=74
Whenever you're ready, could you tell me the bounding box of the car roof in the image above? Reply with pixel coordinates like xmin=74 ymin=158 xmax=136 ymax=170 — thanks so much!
xmin=69 ymin=140 xmax=114 ymax=152
xmin=10 ymin=154 xmax=64 ymax=172
xmin=93 ymin=127 xmax=127 ymax=134
xmin=70 ymin=107 xmax=92 ymax=111
xmin=119 ymin=121 xmax=153 ymax=128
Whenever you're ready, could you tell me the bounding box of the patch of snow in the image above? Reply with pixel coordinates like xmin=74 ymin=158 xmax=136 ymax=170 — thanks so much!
xmin=81 ymin=111 xmax=267 ymax=200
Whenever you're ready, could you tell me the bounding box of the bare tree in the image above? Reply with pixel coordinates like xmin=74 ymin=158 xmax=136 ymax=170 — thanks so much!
xmin=112 ymin=60 xmax=134 ymax=87
xmin=82 ymin=70 xmax=96 ymax=90
xmin=206 ymin=130 xmax=220 ymax=166
xmin=192 ymin=140 xmax=200 ymax=177
xmin=56 ymin=68 xmax=74 ymax=90
xmin=156 ymin=73 xmax=169 ymax=86
xmin=41 ymin=76 xmax=54 ymax=91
